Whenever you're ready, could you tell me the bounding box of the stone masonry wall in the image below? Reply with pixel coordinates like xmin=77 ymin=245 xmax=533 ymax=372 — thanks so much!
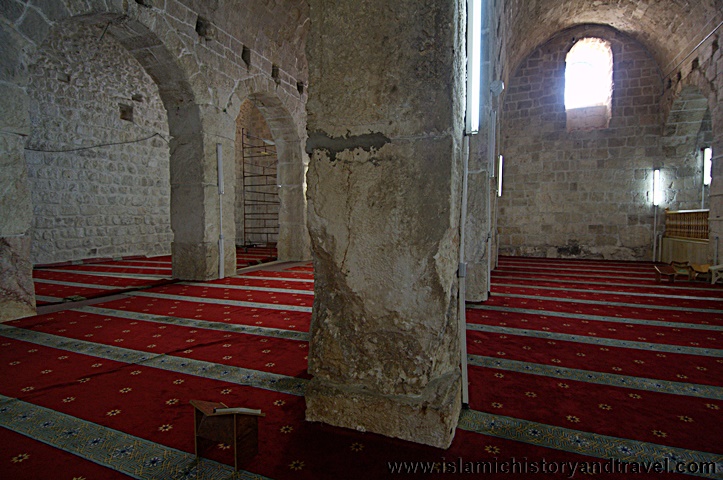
xmin=26 ymin=22 xmax=171 ymax=265
xmin=1 ymin=0 xmax=310 ymax=319
xmin=499 ymin=25 xmax=672 ymax=260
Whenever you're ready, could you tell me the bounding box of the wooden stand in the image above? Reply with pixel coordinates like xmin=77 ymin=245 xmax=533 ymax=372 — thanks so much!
xmin=190 ymin=399 xmax=265 ymax=470
xmin=654 ymin=264 xmax=678 ymax=283
xmin=655 ymin=263 xmax=693 ymax=283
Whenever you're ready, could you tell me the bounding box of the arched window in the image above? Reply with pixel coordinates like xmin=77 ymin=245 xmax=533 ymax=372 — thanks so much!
xmin=565 ymin=38 xmax=613 ymax=130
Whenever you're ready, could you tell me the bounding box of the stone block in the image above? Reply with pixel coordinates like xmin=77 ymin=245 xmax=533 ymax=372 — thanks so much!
xmin=33 ymin=0 xmax=70 ymax=22
xmin=0 ymin=24 xmax=28 ymax=83
xmin=17 ymin=7 xmax=51 ymax=44
xmin=171 ymin=240 xmax=218 ymax=280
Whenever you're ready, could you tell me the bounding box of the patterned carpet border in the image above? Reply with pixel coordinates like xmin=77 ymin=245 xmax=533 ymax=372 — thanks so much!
xmin=186 ymin=283 xmax=313 ymax=296
xmin=492 ymin=275 xmax=723 ymax=294
xmin=129 ymin=292 xmax=313 ymax=313
xmin=236 ymin=276 xmax=313 ymax=284
xmin=468 ymin=304 xmax=722 ymax=331
xmin=493 ymin=282 xmax=723 ymax=302
xmin=0 ymin=325 xmax=307 ymax=397
xmin=0 ymin=395 xmax=268 ymax=480
xmin=40 ymin=268 xmax=166 ymax=280
xmin=466 ymin=323 xmax=723 ymax=357
xmin=458 ymin=409 xmax=722 ymax=479
xmin=77 ymin=306 xmax=310 ymax=342
xmin=34 ymin=279 xmax=119 ymax=290
xmin=494 ymin=293 xmax=723 ymax=315
xmin=468 ymin=355 xmax=723 ymax=400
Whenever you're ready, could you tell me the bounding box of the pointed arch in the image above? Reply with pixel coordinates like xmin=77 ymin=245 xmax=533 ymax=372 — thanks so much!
xmin=229 ymin=80 xmax=310 ymax=262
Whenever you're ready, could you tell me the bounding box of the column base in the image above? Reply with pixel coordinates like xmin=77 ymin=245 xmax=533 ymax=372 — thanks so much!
xmin=0 ymin=236 xmax=36 ymax=322
xmin=305 ymin=371 xmax=461 ymax=449
xmin=171 ymin=241 xmax=234 ymax=280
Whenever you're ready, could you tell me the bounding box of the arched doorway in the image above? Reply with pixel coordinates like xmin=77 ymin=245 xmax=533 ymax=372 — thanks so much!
xmin=235 ymin=99 xmax=280 ymax=248
xmin=232 ymin=90 xmax=310 ymax=262
xmin=662 ymin=86 xmax=712 ymax=210
xmin=26 ymin=21 xmax=172 ymax=265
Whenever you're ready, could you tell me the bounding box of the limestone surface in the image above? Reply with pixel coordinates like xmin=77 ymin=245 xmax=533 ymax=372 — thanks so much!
xmin=304 ymin=0 xmax=465 ymax=448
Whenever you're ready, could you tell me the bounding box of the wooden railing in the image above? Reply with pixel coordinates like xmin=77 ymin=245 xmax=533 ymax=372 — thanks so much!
xmin=664 ymin=209 xmax=709 ymax=240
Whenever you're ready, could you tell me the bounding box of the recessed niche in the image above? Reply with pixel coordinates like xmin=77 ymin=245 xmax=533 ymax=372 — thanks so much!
xmin=119 ymin=103 xmax=134 ymax=122
xmin=242 ymin=46 xmax=251 ymax=67
xmin=195 ymin=16 xmax=215 ymax=40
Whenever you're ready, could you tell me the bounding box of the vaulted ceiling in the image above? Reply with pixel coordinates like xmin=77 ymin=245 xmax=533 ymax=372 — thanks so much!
xmin=502 ymin=0 xmax=722 ymax=78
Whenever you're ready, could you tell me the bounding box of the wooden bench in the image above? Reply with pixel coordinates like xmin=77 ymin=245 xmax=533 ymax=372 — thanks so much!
xmin=710 ymin=264 xmax=723 ymax=284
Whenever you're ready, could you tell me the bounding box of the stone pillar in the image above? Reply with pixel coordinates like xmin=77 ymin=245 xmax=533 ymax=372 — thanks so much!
xmin=304 ymin=0 xmax=465 ymax=449
xmin=463 ymin=0 xmax=496 ymax=302
xmin=277 ymin=139 xmax=311 ymax=261
xmin=170 ymin=106 xmax=236 ymax=280
xmin=0 ymin=28 xmax=36 ymax=321
xmin=708 ymin=109 xmax=723 ymax=263
xmin=464 ymin=160 xmax=493 ymax=302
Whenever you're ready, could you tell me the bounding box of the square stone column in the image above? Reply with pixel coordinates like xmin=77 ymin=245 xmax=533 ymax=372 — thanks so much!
xmin=304 ymin=0 xmax=465 ymax=449
xmin=0 ymin=81 xmax=36 ymax=321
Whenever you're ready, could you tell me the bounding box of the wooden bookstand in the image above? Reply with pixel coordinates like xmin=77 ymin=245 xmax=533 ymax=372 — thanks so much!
xmin=190 ymin=399 xmax=265 ymax=470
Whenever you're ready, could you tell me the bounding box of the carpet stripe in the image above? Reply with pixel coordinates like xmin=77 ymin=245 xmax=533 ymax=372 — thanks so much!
xmin=236 ymin=275 xmax=314 ymax=284
xmin=0 ymin=325 xmax=306 ymax=397
xmin=186 ymin=282 xmax=314 ymax=296
xmin=494 ymin=264 xmax=653 ymax=275
xmin=51 ymin=264 xmax=172 ymax=272
xmin=457 ymin=409 xmax=722 ymax=478
xmin=39 ymin=268 xmax=168 ymax=280
xmin=465 ymin=323 xmax=722 ymax=357
xmin=493 ymin=283 xmax=723 ymax=303
xmin=33 ymin=278 xmax=120 ymax=290
xmin=76 ymin=306 xmax=310 ymax=342
xmin=493 ymin=293 xmax=723 ymax=314
xmin=467 ymin=355 xmax=723 ymax=400
xmin=492 ymin=275 xmax=723 ymax=294
xmin=0 ymin=395 xmax=269 ymax=480
xmin=128 ymin=291 xmax=313 ymax=313
xmin=467 ymin=304 xmax=722 ymax=331
xmin=36 ymin=295 xmax=62 ymax=303
xmin=494 ymin=269 xmax=653 ymax=280
xmin=497 ymin=257 xmax=654 ymax=268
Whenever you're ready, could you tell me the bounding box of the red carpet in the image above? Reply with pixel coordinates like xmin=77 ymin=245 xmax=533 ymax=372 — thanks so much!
xmin=2 ymin=255 xmax=720 ymax=478
xmin=32 ymin=246 xmax=278 ymax=306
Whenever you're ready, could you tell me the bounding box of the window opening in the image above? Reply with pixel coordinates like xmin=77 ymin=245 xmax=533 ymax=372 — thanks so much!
xmin=565 ymin=38 xmax=613 ymax=130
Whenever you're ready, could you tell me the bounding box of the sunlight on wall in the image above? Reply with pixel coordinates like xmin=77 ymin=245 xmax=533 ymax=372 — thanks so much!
xmin=565 ymin=38 xmax=613 ymax=110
